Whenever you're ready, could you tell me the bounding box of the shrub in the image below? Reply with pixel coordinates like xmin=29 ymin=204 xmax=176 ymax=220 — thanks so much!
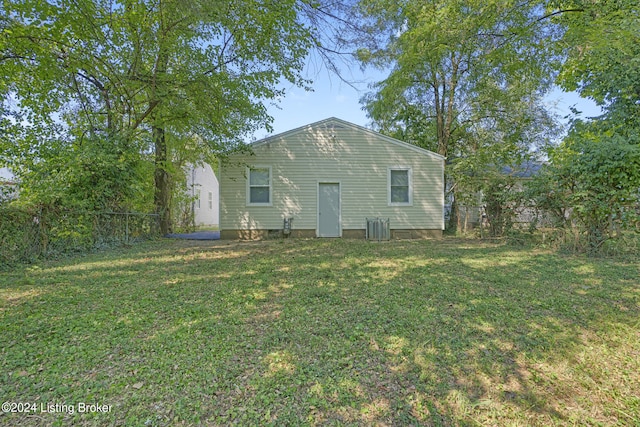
xmin=525 ymin=129 xmax=640 ymax=254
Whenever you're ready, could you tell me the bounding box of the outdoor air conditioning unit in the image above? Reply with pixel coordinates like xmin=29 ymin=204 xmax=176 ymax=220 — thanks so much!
xmin=366 ymin=217 xmax=390 ymax=241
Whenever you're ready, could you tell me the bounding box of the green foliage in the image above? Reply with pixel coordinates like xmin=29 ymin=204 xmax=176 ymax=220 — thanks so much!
xmin=11 ymin=135 xmax=152 ymax=213
xmin=0 ymin=206 xmax=40 ymax=266
xmin=0 ymin=205 xmax=159 ymax=268
xmin=527 ymin=124 xmax=640 ymax=253
xmin=522 ymin=165 xmax=572 ymax=228
xmin=562 ymin=132 xmax=640 ymax=248
xmin=355 ymin=0 xmax=561 ymax=231
xmin=2 ymin=0 xmax=313 ymax=139
xmin=554 ymin=0 xmax=640 ymax=127
xmin=2 ymin=0 xmax=324 ymax=232
xmin=481 ymin=174 xmax=519 ymax=237
xmin=356 ymin=0 xmax=560 ymax=156
xmin=449 ymin=157 xmax=527 ymax=237
xmin=521 ymin=0 xmax=640 ymax=253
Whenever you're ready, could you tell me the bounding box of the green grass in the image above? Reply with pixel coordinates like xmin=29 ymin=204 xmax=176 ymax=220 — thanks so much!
xmin=1 ymin=238 xmax=638 ymax=426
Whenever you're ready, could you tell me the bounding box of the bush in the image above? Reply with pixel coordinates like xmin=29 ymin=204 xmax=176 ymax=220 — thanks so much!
xmin=0 ymin=206 xmax=42 ymax=266
xmin=524 ymin=129 xmax=640 ymax=254
xmin=481 ymin=175 xmax=520 ymax=237
xmin=0 ymin=205 xmax=159 ymax=268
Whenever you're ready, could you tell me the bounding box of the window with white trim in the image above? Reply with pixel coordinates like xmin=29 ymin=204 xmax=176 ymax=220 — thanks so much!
xmin=208 ymin=191 xmax=213 ymax=210
xmin=388 ymin=168 xmax=412 ymax=205
xmin=247 ymin=166 xmax=272 ymax=205
xmin=195 ymin=189 xmax=201 ymax=209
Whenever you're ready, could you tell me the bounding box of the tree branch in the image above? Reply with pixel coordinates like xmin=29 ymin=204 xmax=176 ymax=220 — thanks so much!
xmin=130 ymin=100 xmax=159 ymax=132
xmin=537 ymin=9 xmax=584 ymax=22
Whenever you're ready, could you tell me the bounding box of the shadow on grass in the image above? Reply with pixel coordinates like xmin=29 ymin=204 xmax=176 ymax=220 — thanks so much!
xmin=1 ymin=238 xmax=638 ymax=426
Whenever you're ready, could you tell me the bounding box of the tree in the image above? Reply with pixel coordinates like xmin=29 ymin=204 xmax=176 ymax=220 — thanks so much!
xmin=554 ymin=0 xmax=640 ymax=129
xmin=355 ymin=0 xmax=561 ymax=230
xmin=527 ymin=123 xmax=640 ymax=252
xmin=521 ymin=0 xmax=640 ymax=252
xmin=1 ymin=0 xmax=331 ymax=233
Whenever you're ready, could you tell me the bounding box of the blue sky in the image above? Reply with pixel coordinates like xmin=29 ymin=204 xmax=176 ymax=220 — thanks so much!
xmin=254 ymin=62 xmax=381 ymax=139
xmin=0 ymin=167 xmax=13 ymax=179
xmin=256 ymin=65 xmax=603 ymax=140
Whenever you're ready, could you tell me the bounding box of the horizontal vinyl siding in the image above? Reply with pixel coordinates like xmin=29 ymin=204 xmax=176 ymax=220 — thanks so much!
xmin=191 ymin=163 xmax=219 ymax=226
xmin=220 ymin=123 xmax=444 ymax=232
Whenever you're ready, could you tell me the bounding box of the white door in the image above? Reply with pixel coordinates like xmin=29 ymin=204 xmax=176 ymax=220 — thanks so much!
xmin=318 ymin=183 xmax=341 ymax=237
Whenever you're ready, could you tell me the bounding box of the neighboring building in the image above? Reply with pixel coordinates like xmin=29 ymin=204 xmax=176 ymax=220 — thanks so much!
xmin=186 ymin=163 xmax=219 ymax=227
xmin=503 ymin=160 xmax=546 ymax=226
xmin=219 ymin=117 xmax=445 ymax=239
xmin=452 ymin=160 xmax=545 ymax=230
xmin=501 ymin=160 xmax=543 ymax=181
xmin=0 ymin=167 xmax=18 ymax=202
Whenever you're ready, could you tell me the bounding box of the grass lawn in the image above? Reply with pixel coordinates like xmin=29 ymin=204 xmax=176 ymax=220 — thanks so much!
xmin=1 ymin=238 xmax=638 ymax=426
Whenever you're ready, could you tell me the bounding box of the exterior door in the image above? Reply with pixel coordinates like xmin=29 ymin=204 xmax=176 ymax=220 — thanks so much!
xmin=318 ymin=183 xmax=341 ymax=237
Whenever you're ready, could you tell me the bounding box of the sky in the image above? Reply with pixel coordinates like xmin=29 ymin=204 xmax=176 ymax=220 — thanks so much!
xmin=254 ymin=63 xmax=604 ymax=140
xmin=253 ymin=62 xmax=381 ymax=140
xmin=0 ymin=167 xmax=14 ymax=180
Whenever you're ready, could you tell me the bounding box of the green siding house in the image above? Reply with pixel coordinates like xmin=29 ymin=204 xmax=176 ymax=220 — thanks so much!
xmin=219 ymin=118 xmax=445 ymax=239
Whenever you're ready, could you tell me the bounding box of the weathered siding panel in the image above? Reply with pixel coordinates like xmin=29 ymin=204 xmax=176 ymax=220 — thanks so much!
xmin=220 ymin=119 xmax=444 ymax=234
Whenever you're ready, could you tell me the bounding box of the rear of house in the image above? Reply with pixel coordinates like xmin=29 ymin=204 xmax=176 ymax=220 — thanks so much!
xmin=219 ymin=117 xmax=444 ymax=239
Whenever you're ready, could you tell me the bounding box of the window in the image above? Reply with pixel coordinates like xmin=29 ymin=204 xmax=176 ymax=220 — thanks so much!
xmin=247 ymin=166 xmax=271 ymax=205
xmin=195 ymin=189 xmax=201 ymax=209
xmin=208 ymin=191 xmax=213 ymax=210
xmin=388 ymin=168 xmax=412 ymax=205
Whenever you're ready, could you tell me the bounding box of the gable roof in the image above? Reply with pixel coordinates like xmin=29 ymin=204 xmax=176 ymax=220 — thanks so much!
xmin=251 ymin=117 xmax=445 ymax=161
xmin=501 ymin=160 xmax=544 ymax=178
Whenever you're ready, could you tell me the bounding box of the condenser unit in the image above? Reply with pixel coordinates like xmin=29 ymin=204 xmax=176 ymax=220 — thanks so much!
xmin=366 ymin=217 xmax=390 ymax=241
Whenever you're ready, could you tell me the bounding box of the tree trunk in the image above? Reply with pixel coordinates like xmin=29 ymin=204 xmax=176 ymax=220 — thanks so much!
xmin=150 ymin=29 xmax=170 ymax=234
xmin=448 ymin=194 xmax=458 ymax=233
xmin=153 ymin=124 xmax=172 ymax=235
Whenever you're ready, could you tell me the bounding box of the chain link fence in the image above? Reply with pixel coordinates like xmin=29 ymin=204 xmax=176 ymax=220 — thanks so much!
xmin=0 ymin=207 xmax=160 ymax=268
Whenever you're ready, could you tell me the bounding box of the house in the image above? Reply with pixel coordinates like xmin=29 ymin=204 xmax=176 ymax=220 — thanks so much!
xmin=218 ymin=117 xmax=445 ymax=239
xmin=185 ymin=163 xmax=219 ymax=227
xmin=453 ymin=160 xmax=545 ymax=231
xmin=0 ymin=167 xmax=18 ymax=203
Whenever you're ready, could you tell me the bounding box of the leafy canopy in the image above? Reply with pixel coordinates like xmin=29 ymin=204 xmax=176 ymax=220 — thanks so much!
xmin=356 ymin=0 xmax=560 ymax=158
xmin=1 ymin=0 xmax=321 ymax=220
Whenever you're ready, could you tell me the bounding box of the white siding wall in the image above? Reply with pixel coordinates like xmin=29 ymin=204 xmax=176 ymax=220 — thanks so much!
xmin=220 ymin=120 xmax=444 ymax=232
xmin=0 ymin=167 xmax=14 ymax=181
xmin=0 ymin=167 xmax=18 ymax=201
xmin=188 ymin=163 xmax=219 ymax=227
